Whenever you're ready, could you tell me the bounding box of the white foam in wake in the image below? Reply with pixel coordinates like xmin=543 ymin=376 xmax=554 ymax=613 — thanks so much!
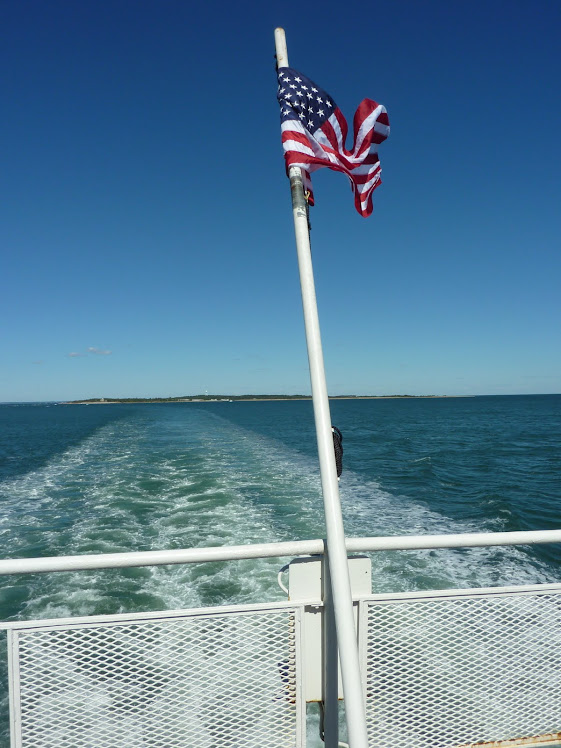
xmin=0 ymin=408 xmax=558 ymax=624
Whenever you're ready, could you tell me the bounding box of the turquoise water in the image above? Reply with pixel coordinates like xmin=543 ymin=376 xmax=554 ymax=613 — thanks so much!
xmin=0 ymin=396 xmax=560 ymax=744
xmin=1 ymin=396 xmax=560 ymax=621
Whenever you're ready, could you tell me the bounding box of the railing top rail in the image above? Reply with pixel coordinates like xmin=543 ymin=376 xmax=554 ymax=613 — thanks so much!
xmin=0 ymin=598 xmax=304 ymax=631
xmin=0 ymin=529 xmax=560 ymax=576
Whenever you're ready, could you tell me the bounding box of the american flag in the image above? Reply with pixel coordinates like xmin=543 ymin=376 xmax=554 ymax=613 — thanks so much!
xmin=277 ymin=67 xmax=389 ymax=217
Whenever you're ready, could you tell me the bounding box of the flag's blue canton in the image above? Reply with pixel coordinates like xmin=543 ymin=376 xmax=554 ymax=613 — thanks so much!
xmin=277 ymin=69 xmax=335 ymax=132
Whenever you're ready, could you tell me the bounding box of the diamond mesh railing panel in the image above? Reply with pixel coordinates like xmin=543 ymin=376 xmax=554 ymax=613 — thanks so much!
xmin=10 ymin=606 xmax=301 ymax=748
xmin=364 ymin=590 xmax=561 ymax=748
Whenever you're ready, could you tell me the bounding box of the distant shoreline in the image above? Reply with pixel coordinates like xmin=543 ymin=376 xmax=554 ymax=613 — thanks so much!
xmin=62 ymin=395 xmax=454 ymax=405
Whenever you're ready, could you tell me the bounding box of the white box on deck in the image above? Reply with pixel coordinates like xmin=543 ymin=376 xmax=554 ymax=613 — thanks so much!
xmin=288 ymin=555 xmax=371 ymax=599
xmin=288 ymin=555 xmax=371 ymax=702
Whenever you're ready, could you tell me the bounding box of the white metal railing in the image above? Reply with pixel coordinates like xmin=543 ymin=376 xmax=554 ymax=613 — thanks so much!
xmin=2 ymin=529 xmax=561 ymax=748
xmin=6 ymin=601 xmax=305 ymax=748
xmin=1 ymin=528 xmax=561 ymax=575
xmin=360 ymin=584 xmax=561 ymax=748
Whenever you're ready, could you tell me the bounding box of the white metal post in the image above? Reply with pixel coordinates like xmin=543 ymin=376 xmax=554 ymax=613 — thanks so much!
xmin=274 ymin=27 xmax=369 ymax=748
xmin=322 ymin=555 xmax=339 ymax=748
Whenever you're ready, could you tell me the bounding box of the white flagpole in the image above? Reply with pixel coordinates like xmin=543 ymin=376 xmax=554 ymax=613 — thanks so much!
xmin=274 ymin=27 xmax=369 ymax=748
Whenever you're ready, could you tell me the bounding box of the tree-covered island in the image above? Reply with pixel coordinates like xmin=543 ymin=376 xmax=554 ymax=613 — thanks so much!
xmin=64 ymin=394 xmax=441 ymax=404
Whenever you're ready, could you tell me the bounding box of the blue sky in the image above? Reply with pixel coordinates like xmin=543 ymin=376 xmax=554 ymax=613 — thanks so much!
xmin=2 ymin=0 xmax=560 ymax=401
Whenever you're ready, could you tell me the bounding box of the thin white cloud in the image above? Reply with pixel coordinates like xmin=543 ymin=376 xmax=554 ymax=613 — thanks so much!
xmin=67 ymin=347 xmax=112 ymax=358
xmin=88 ymin=347 xmax=112 ymax=356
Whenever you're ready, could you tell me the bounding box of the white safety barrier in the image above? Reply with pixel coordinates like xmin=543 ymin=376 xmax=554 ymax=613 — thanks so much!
xmin=6 ymin=603 xmax=304 ymax=748
xmin=1 ymin=528 xmax=561 ymax=575
xmin=361 ymin=584 xmax=561 ymax=748
xmin=1 ymin=529 xmax=561 ymax=747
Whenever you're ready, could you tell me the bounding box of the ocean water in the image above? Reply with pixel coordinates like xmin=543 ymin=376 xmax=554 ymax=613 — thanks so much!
xmin=0 ymin=395 xmax=560 ymax=743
